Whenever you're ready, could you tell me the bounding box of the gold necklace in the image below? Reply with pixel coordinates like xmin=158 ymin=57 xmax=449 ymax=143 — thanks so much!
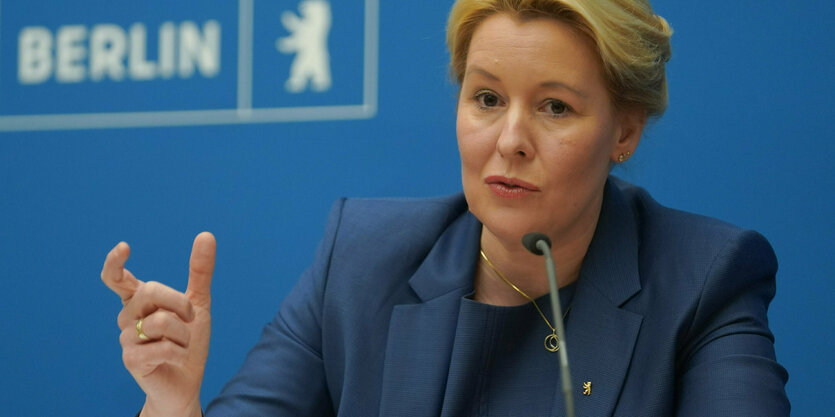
xmin=479 ymin=249 xmax=570 ymax=352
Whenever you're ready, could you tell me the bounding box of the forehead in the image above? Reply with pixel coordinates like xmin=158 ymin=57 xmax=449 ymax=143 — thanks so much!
xmin=465 ymin=13 xmax=604 ymax=87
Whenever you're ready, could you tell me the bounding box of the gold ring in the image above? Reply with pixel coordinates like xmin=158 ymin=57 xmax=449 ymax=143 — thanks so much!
xmin=136 ymin=318 xmax=150 ymax=341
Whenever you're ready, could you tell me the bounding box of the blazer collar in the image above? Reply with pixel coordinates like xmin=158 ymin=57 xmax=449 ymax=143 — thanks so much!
xmin=579 ymin=178 xmax=642 ymax=306
xmin=378 ymin=210 xmax=481 ymax=415
xmin=380 ymin=178 xmax=644 ymax=416
xmin=557 ymin=178 xmax=644 ymax=416
xmin=405 ymin=178 xmax=642 ymax=306
xmin=407 ymin=209 xmax=482 ymax=301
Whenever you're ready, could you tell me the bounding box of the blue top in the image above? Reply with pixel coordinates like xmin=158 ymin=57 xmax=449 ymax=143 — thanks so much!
xmin=205 ymin=177 xmax=790 ymax=416
xmin=442 ymin=285 xmax=577 ymax=416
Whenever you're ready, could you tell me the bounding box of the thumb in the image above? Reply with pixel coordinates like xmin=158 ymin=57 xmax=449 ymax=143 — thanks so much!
xmin=186 ymin=231 xmax=216 ymax=308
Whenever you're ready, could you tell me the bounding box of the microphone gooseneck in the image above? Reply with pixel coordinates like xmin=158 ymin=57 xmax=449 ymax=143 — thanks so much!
xmin=522 ymin=232 xmax=575 ymax=417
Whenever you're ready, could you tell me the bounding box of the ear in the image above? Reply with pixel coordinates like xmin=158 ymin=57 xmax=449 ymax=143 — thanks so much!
xmin=610 ymin=107 xmax=646 ymax=163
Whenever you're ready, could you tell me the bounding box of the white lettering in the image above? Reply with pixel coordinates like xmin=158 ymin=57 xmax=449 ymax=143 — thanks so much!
xmin=18 ymin=27 xmax=52 ymax=84
xmin=129 ymin=23 xmax=155 ymax=80
xmin=178 ymin=20 xmax=220 ymax=78
xmin=56 ymin=25 xmax=87 ymax=83
xmin=16 ymin=20 xmax=221 ymax=85
xmin=158 ymin=22 xmax=176 ymax=79
xmin=89 ymin=24 xmax=126 ymax=81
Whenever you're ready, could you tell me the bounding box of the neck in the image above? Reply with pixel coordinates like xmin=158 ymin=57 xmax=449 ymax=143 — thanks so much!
xmin=473 ymin=222 xmax=595 ymax=306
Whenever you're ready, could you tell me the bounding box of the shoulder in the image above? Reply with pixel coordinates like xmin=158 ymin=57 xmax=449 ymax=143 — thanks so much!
xmin=612 ymin=177 xmax=777 ymax=278
xmin=315 ymin=193 xmax=471 ymax=298
xmin=325 ymin=193 xmax=469 ymax=255
xmin=612 ymin=177 xmax=779 ymax=346
xmin=276 ymin=193 xmax=471 ymax=348
xmin=608 ymin=178 xmax=789 ymax=414
xmin=332 ymin=193 xmax=468 ymax=232
xmin=610 ymin=177 xmax=778 ymax=331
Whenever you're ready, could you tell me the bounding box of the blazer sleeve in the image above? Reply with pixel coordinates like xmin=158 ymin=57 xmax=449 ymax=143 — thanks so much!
xmin=675 ymin=229 xmax=790 ymax=416
xmin=204 ymin=199 xmax=346 ymax=416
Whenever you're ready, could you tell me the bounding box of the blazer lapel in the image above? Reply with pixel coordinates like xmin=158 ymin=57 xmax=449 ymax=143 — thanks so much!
xmin=560 ymin=283 xmax=643 ymax=416
xmin=379 ymin=178 xmax=644 ymax=417
xmin=554 ymin=180 xmax=644 ymax=417
xmin=378 ymin=212 xmax=482 ymax=416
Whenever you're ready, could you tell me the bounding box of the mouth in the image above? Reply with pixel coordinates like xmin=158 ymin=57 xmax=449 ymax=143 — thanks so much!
xmin=484 ymin=176 xmax=540 ymax=199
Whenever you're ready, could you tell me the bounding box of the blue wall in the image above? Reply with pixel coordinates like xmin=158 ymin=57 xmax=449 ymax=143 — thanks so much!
xmin=0 ymin=1 xmax=832 ymax=415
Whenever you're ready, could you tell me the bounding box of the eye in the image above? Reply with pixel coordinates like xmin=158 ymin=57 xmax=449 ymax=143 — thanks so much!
xmin=540 ymin=99 xmax=571 ymax=118
xmin=474 ymin=90 xmax=502 ymax=109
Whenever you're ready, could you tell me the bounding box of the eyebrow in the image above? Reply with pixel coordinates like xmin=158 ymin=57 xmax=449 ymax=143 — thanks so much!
xmin=466 ymin=66 xmax=588 ymax=98
xmin=540 ymin=81 xmax=588 ymax=98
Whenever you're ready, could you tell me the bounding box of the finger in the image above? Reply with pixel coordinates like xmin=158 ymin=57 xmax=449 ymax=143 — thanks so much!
xmin=141 ymin=310 xmax=191 ymax=347
xmin=186 ymin=232 xmax=215 ymax=308
xmin=121 ymin=320 xmax=153 ymax=346
xmin=101 ymin=241 xmax=141 ymax=301
xmin=122 ymin=339 xmax=189 ymax=378
xmin=120 ymin=311 xmax=191 ymax=347
xmin=118 ymin=281 xmax=194 ymax=329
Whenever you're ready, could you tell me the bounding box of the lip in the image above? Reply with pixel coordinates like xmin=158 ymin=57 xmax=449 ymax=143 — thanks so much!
xmin=484 ymin=175 xmax=540 ymax=199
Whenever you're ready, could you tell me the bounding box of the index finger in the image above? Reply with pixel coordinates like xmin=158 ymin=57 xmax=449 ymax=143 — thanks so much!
xmin=101 ymin=241 xmax=140 ymax=301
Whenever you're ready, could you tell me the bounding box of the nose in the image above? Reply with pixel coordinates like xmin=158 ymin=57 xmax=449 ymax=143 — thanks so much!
xmin=496 ymin=105 xmax=534 ymax=159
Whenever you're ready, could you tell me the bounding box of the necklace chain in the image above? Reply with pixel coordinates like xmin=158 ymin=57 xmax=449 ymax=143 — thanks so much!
xmin=479 ymin=249 xmax=570 ymax=352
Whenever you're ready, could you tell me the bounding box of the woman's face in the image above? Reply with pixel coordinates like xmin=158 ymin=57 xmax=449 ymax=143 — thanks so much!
xmin=457 ymin=13 xmax=643 ymax=247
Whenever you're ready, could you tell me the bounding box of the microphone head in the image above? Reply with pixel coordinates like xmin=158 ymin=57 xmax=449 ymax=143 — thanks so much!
xmin=522 ymin=233 xmax=551 ymax=255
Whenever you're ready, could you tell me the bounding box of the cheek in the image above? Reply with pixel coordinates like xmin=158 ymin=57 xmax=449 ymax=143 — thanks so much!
xmin=456 ymin=113 xmax=484 ymax=169
xmin=538 ymin=125 xmax=615 ymax=185
xmin=455 ymin=109 xmax=467 ymax=155
xmin=570 ymin=126 xmax=619 ymax=180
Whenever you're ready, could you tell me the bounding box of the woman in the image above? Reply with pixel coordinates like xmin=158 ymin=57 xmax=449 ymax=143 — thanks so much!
xmin=102 ymin=0 xmax=790 ymax=415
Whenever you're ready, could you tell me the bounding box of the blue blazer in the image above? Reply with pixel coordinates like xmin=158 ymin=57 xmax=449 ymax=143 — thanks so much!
xmin=206 ymin=178 xmax=790 ymax=416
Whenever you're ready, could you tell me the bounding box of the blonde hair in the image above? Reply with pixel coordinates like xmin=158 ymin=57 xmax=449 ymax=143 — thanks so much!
xmin=447 ymin=0 xmax=673 ymax=118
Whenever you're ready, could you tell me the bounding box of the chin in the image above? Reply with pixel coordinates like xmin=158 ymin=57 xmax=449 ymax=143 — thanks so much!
xmin=475 ymin=206 xmax=540 ymax=244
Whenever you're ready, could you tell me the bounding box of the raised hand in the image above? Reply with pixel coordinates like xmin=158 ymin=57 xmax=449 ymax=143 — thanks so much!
xmin=101 ymin=232 xmax=216 ymax=417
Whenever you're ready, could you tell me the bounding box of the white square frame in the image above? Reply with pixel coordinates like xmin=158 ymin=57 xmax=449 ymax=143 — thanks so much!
xmin=0 ymin=0 xmax=378 ymax=131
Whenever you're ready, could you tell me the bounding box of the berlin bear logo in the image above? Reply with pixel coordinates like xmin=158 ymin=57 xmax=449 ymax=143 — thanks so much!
xmin=276 ymin=0 xmax=332 ymax=93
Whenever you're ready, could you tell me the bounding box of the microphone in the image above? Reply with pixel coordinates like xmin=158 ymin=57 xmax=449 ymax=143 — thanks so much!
xmin=522 ymin=232 xmax=550 ymax=255
xmin=522 ymin=233 xmax=574 ymax=417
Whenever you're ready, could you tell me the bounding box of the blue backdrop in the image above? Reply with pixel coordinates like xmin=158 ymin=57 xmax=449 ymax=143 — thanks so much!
xmin=1 ymin=1 xmax=832 ymax=415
